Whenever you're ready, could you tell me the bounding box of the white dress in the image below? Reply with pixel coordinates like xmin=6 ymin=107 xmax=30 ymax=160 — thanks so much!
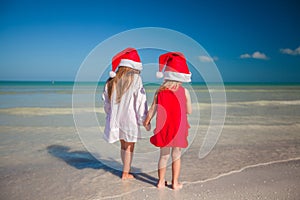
xmin=102 ymin=74 xmax=148 ymax=143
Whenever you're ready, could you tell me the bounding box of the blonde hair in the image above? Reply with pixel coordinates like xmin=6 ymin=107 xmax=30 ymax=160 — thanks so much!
xmin=158 ymin=80 xmax=182 ymax=92
xmin=106 ymin=66 xmax=140 ymax=103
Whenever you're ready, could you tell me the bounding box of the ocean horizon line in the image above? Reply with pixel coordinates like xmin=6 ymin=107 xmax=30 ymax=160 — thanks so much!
xmin=1 ymin=80 xmax=300 ymax=86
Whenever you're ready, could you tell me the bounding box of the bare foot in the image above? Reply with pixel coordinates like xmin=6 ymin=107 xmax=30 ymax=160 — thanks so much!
xmin=157 ymin=180 xmax=168 ymax=189
xmin=172 ymin=182 xmax=183 ymax=190
xmin=121 ymin=173 xmax=134 ymax=180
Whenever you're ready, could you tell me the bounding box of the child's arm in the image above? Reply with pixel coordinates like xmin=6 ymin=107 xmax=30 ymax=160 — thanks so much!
xmin=135 ymin=86 xmax=148 ymax=126
xmin=143 ymin=92 xmax=158 ymax=131
xmin=133 ymin=76 xmax=149 ymax=127
xmin=185 ymin=88 xmax=192 ymax=114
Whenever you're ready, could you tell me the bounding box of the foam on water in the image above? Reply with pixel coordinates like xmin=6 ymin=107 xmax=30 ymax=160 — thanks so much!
xmin=0 ymin=107 xmax=105 ymax=116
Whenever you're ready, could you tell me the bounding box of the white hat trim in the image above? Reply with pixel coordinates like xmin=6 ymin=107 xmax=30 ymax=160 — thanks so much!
xmin=164 ymin=71 xmax=192 ymax=82
xmin=118 ymin=59 xmax=143 ymax=71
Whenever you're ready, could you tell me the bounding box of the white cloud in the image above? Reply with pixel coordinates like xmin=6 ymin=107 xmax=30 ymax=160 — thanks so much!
xmin=280 ymin=48 xmax=293 ymax=54
xmin=280 ymin=46 xmax=300 ymax=55
xmin=240 ymin=53 xmax=251 ymax=58
xmin=240 ymin=51 xmax=268 ymax=60
xmin=252 ymin=51 xmax=268 ymax=59
xmin=199 ymin=55 xmax=218 ymax=62
xmin=212 ymin=56 xmax=219 ymax=61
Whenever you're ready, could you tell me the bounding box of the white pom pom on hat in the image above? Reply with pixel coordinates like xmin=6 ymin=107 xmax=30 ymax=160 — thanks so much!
xmin=156 ymin=71 xmax=164 ymax=79
xmin=109 ymin=71 xmax=116 ymax=78
xmin=110 ymin=47 xmax=142 ymax=78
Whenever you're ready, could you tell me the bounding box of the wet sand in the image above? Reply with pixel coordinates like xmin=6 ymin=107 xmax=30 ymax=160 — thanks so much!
xmin=0 ymin=123 xmax=299 ymax=200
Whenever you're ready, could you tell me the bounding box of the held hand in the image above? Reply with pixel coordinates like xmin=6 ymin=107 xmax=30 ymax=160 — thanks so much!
xmin=143 ymin=122 xmax=151 ymax=131
xmin=145 ymin=123 xmax=151 ymax=131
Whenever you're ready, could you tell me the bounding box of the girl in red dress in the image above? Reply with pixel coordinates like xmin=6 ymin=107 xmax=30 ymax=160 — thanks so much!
xmin=144 ymin=52 xmax=192 ymax=189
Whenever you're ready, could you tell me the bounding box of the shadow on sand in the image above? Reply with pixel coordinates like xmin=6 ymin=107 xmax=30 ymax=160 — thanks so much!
xmin=47 ymin=144 xmax=158 ymax=186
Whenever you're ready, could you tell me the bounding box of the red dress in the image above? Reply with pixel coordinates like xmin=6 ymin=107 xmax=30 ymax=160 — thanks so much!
xmin=150 ymin=86 xmax=189 ymax=148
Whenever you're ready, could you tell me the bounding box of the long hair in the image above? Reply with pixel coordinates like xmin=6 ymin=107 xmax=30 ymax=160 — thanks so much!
xmin=158 ymin=80 xmax=182 ymax=92
xmin=106 ymin=66 xmax=140 ymax=103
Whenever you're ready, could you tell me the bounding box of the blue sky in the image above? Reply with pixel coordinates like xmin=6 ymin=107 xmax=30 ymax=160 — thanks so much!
xmin=0 ymin=0 xmax=299 ymax=82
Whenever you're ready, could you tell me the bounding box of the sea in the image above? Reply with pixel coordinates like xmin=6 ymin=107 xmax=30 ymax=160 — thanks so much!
xmin=1 ymin=81 xmax=299 ymax=126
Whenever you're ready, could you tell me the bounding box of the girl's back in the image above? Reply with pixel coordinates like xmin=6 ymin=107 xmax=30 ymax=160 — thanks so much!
xmin=103 ymin=70 xmax=147 ymax=143
xmin=150 ymin=84 xmax=189 ymax=148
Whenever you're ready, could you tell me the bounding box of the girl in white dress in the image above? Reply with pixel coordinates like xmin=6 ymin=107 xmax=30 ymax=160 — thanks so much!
xmin=102 ymin=48 xmax=148 ymax=179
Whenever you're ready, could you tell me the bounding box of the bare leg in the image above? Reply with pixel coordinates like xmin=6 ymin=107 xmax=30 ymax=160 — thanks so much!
xmin=120 ymin=140 xmax=135 ymax=180
xmin=171 ymin=147 xmax=182 ymax=190
xmin=120 ymin=140 xmax=125 ymax=165
xmin=157 ymin=147 xmax=170 ymax=188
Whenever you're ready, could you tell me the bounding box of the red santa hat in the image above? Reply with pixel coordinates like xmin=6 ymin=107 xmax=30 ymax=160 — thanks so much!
xmin=157 ymin=52 xmax=192 ymax=82
xmin=110 ymin=47 xmax=142 ymax=78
